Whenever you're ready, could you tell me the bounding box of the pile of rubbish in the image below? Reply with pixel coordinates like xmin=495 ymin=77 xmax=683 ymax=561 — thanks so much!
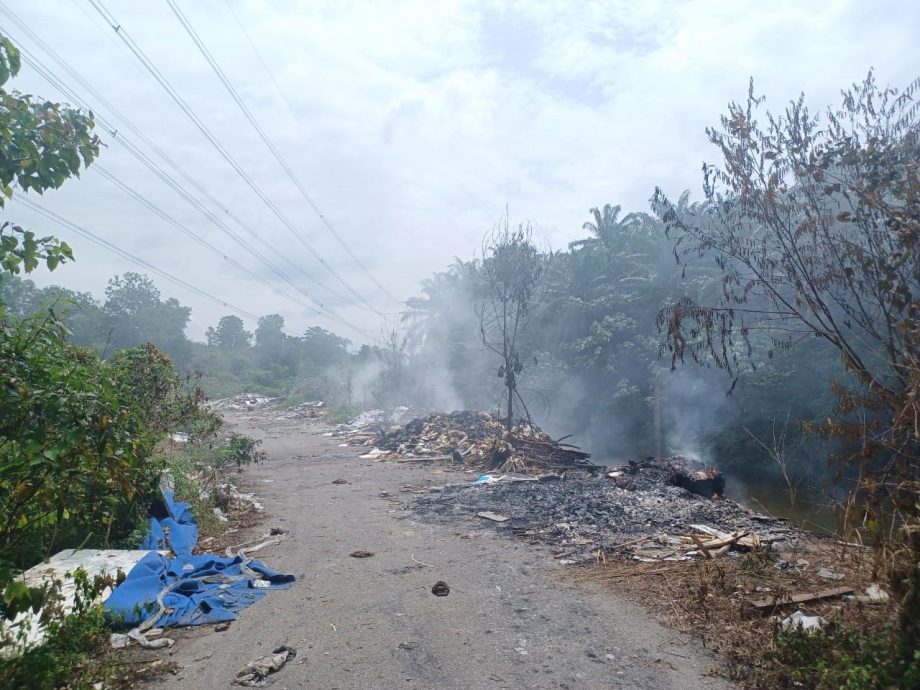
xmin=359 ymin=411 xmax=594 ymax=473
xmin=209 ymin=393 xmax=278 ymax=411
xmin=274 ymin=400 xmax=325 ymax=421
xmin=411 ymin=457 xmax=793 ymax=564
xmin=332 ymin=406 xmax=417 ymax=439
xmin=606 ymin=455 xmax=725 ymax=498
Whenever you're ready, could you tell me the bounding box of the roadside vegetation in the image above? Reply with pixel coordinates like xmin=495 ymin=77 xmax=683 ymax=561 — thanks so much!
xmin=0 ymin=36 xmax=266 ymax=689
xmin=2 ymin=18 xmax=918 ymax=687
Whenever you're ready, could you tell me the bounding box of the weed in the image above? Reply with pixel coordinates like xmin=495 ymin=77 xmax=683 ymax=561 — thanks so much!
xmin=774 ymin=624 xmax=920 ymax=689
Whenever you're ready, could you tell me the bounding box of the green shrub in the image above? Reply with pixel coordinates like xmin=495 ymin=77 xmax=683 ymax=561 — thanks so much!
xmin=775 ymin=624 xmax=920 ymax=689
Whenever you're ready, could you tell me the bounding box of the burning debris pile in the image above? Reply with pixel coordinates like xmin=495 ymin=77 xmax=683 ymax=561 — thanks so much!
xmin=607 ymin=455 xmax=725 ymax=498
xmin=362 ymin=411 xmax=594 ymax=473
xmin=410 ymin=456 xmax=793 ymax=564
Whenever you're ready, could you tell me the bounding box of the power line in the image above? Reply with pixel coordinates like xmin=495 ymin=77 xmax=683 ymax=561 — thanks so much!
xmin=16 ymin=195 xmax=265 ymax=324
xmin=0 ymin=26 xmax=374 ymax=339
xmin=0 ymin=27 xmax=375 ymax=339
xmin=0 ymin=3 xmax=350 ymax=307
xmin=223 ymin=0 xmax=301 ymax=132
xmin=11 ymin=43 xmax=330 ymax=315
xmin=172 ymin=0 xmax=399 ymax=303
xmin=86 ymin=0 xmax=385 ymax=316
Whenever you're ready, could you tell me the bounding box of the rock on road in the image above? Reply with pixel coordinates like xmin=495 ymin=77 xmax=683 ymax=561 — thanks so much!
xmin=153 ymin=413 xmax=734 ymax=689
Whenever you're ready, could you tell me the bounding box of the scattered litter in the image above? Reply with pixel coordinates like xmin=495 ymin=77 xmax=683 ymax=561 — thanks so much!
xmin=215 ymin=622 xmax=231 ymax=632
xmin=607 ymin=471 xmax=623 ymax=478
xmin=350 ymin=550 xmax=375 ymax=558
xmin=774 ymin=559 xmax=809 ymax=572
xmin=210 ymin=393 xmax=278 ymax=411
xmin=110 ymin=627 xmax=175 ymax=649
xmin=233 ymin=645 xmax=297 ymax=686
xmin=477 ymin=511 xmax=511 ymax=523
xmin=360 ymin=447 xmax=395 ymax=461
xmin=104 ymin=485 xmax=294 ymax=635
xmin=749 ymin=586 xmax=853 ymax=610
xmin=213 ymin=507 xmax=229 ymax=523
xmin=431 ymin=581 xmax=450 ymax=596
xmin=410 ymin=554 xmax=435 ymax=568
xmin=170 ymin=432 xmax=190 ymax=443
xmin=269 ymin=527 xmax=285 ymax=536
xmin=475 ymin=474 xmax=501 ymax=484
xmin=332 ymin=479 xmax=349 ymax=485
xmin=780 ymin=610 xmax=828 ymax=633
xmin=817 ymin=569 xmax=845 ymax=581
xmin=252 ymin=579 xmax=272 ymax=589
xmin=866 ymin=583 xmax=890 ymax=603
xmin=412 ymin=460 xmax=792 ymax=564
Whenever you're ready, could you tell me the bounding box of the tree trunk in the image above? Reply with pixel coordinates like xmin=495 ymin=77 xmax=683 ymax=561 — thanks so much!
xmin=654 ymin=370 xmax=662 ymax=458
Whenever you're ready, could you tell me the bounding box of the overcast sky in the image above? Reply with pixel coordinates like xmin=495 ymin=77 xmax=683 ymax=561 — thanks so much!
xmin=4 ymin=0 xmax=918 ymax=343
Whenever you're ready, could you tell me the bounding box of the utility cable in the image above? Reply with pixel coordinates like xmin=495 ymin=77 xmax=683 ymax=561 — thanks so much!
xmin=0 ymin=3 xmax=349 ymax=306
xmin=86 ymin=0 xmax=384 ymax=316
xmin=177 ymin=0 xmax=399 ymax=303
xmin=16 ymin=195 xmax=265 ymax=323
xmin=13 ymin=44 xmax=331 ymax=313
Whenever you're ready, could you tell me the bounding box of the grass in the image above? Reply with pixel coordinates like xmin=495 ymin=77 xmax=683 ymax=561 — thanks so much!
xmin=568 ymin=535 xmax=911 ymax=688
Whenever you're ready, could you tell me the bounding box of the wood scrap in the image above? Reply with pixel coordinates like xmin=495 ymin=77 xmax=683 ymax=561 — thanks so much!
xmin=748 ymin=586 xmax=854 ymax=610
xmin=476 ymin=511 xmax=511 ymax=523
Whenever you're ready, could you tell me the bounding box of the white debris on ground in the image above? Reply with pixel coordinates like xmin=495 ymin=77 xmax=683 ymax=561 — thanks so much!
xmin=1 ymin=549 xmax=154 ymax=653
xmin=780 ymin=610 xmax=828 ymax=633
xmin=209 ymin=393 xmax=278 ymax=411
xmin=274 ymin=400 xmax=325 ymax=421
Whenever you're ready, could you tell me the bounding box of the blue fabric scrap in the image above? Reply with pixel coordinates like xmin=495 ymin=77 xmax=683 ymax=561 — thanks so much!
xmin=107 ymin=485 xmax=294 ymax=628
xmin=140 ymin=489 xmax=198 ymax=556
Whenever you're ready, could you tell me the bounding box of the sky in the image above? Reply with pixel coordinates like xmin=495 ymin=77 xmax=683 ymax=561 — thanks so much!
xmin=3 ymin=0 xmax=918 ymax=343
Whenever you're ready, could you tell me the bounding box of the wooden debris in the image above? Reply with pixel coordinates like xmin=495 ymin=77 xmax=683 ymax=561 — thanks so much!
xmin=477 ymin=511 xmax=511 ymax=523
xmin=748 ymin=586 xmax=854 ymax=610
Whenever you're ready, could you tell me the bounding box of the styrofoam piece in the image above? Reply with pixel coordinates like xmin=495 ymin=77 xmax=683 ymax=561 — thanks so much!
xmin=2 ymin=549 xmax=153 ymax=654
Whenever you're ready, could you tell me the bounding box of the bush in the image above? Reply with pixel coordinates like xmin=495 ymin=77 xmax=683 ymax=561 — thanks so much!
xmin=0 ymin=312 xmax=218 ymax=621
xmin=775 ymin=624 xmax=920 ymax=689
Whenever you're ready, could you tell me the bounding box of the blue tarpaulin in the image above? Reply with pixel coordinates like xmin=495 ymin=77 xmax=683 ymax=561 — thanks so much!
xmin=105 ymin=488 xmax=293 ymax=628
xmin=139 ymin=489 xmax=198 ymax=556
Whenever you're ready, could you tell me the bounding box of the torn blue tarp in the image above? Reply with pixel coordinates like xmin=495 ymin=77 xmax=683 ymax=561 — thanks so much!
xmin=139 ymin=489 xmax=198 ymax=557
xmin=105 ymin=551 xmax=293 ymax=627
xmin=104 ymin=485 xmax=293 ymax=628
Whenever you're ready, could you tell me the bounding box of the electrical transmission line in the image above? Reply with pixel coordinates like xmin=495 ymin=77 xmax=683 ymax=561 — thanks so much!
xmin=17 ymin=195 xmax=265 ymax=323
xmin=86 ymin=0 xmax=385 ymax=316
xmin=0 ymin=16 xmax=378 ymax=337
xmin=0 ymin=4 xmax=352 ymax=305
xmin=169 ymin=0 xmax=399 ymax=303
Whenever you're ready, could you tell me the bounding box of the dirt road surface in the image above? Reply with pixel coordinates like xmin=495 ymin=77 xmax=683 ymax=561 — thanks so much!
xmin=154 ymin=414 xmax=734 ymax=689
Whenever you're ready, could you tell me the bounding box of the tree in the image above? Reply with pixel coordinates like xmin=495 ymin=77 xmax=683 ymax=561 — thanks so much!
xmin=103 ymin=273 xmax=191 ymax=363
xmin=653 ymin=74 xmax=920 ymax=654
xmin=478 ymin=218 xmax=549 ymax=430
xmin=301 ymin=326 xmax=349 ymax=367
xmin=206 ymin=315 xmax=251 ymax=350
xmin=254 ymin=314 xmax=298 ymax=374
xmin=0 ymin=36 xmax=99 ymax=276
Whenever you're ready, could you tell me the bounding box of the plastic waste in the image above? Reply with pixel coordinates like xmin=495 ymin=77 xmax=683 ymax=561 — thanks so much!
xmin=780 ymin=610 xmax=827 ymax=633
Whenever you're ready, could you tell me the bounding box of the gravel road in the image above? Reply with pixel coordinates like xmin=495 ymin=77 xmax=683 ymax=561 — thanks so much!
xmin=152 ymin=413 xmax=734 ymax=689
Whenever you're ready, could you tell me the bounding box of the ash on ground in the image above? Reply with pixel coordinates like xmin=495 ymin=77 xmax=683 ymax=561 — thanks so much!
xmin=411 ymin=458 xmax=795 ymax=563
